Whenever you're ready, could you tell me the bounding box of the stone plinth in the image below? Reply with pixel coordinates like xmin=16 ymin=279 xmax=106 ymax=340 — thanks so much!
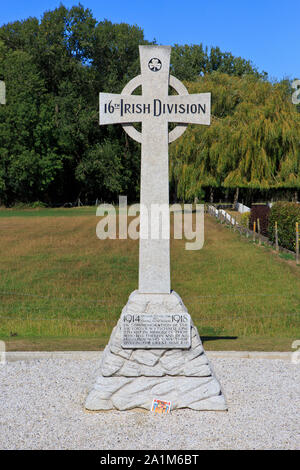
xmin=85 ymin=291 xmax=227 ymax=411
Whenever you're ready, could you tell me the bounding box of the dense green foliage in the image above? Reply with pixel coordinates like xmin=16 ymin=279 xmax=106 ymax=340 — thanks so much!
xmin=268 ymin=201 xmax=300 ymax=251
xmin=170 ymin=74 xmax=300 ymax=203
xmin=0 ymin=5 xmax=145 ymax=205
xmin=0 ymin=4 xmax=298 ymax=206
xmin=171 ymin=44 xmax=266 ymax=81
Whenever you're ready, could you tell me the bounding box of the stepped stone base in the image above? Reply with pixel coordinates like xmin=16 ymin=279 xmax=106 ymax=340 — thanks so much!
xmin=85 ymin=375 xmax=226 ymax=411
xmin=85 ymin=291 xmax=227 ymax=411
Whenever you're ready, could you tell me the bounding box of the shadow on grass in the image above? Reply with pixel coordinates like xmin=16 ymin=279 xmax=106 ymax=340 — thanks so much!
xmin=201 ymin=336 xmax=238 ymax=343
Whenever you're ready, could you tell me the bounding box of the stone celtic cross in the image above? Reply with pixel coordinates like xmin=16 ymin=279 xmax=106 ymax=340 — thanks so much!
xmin=86 ymin=46 xmax=227 ymax=412
xmin=99 ymin=46 xmax=210 ymax=294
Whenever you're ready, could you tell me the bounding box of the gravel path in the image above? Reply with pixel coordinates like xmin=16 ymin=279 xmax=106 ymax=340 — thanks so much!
xmin=0 ymin=356 xmax=299 ymax=450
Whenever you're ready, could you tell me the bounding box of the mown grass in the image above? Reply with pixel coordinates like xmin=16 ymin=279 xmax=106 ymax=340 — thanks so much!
xmin=0 ymin=208 xmax=299 ymax=350
xmin=0 ymin=206 xmax=97 ymax=218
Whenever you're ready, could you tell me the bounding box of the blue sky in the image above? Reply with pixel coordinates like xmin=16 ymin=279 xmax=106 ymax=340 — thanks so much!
xmin=0 ymin=0 xmax=298 ymax=81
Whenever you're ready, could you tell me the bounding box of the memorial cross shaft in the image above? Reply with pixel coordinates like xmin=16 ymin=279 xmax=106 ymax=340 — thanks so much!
xmin=99 ymin=46 xmax=210 ymax=294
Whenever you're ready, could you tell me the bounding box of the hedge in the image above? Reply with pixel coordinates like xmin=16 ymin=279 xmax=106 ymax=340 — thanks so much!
xmin=250 ymin=205 xmax=270 ymax=237
xmin=268 ymin=202 xmax=300 ymax=251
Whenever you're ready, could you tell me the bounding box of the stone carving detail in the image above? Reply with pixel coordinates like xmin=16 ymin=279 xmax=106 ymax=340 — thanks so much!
xmin=85 ymin=291 xmax=227 ymax=411
xmin=121 ymin=312 xmax=191 ymax=349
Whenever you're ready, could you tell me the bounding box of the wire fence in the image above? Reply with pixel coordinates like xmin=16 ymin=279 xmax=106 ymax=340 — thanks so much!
xmin=207 ymin=204 xmax=299 ymax=262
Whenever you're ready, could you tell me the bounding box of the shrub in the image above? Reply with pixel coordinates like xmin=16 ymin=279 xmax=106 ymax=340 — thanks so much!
xmin=31 ymin=201 xmax=48 ymax=209
xmin=240 ymin=211 xmax=250 ymax=228
xmin=269 ymin=202 xmax=300 ymax=251
xmin=11 ymin=201 xmax=47 ymax=209
xmin=250 ymin=205 xmax=270 ymax=236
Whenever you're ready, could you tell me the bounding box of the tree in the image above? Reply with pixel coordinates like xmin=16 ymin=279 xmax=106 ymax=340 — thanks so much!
xmin=170 ymin=73 xmax=300 ymax=202
xmin=0 ymin=5 xmax=285 ymax=206
xmin=0 ymin=5 xmax=147 ymax=205
xmin=0 ymin=50 xmax=63 ymax=204
xmin=91 ymin=20 xmax=151 ymax=93
xmin=170 ymin=44 xmax=266 ymax=82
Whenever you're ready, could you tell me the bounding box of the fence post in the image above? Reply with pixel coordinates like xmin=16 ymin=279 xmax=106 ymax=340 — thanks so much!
xmin=296 ymin=222 xmax=299 ymax=266
xmin=275 ymin=221 xmax=279 ymax=253
xmin=253 ymin=221 xmax=256 ymax=242
xmin=257 ymin=218 xmax=261 ymax=246
xmin=246 ymin=217 xmax=249 ymax=238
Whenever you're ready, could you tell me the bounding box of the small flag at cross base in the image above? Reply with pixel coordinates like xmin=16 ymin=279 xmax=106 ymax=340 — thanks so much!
xmin=151 ymin=398 xmax=171 ymax=414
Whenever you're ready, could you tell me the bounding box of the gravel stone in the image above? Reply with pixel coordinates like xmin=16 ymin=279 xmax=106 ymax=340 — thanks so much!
xmin=0 ymin=357 xmax=299 ymax=449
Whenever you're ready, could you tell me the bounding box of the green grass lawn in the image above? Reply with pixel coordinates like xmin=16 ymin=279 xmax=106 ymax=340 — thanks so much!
xmin=0 ymin=208 xmax=299 ymax=351
xmin=0 ymin=206 xmax=97 ymax=218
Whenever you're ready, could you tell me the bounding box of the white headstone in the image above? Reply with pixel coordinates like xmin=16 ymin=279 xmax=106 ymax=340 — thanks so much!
xmin=85 ymin=46 xmax=227 ymax=412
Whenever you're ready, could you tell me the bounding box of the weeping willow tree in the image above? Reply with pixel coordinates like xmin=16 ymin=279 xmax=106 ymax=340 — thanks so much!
xmin=170 ymin=73 xmax=300 ymax=202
